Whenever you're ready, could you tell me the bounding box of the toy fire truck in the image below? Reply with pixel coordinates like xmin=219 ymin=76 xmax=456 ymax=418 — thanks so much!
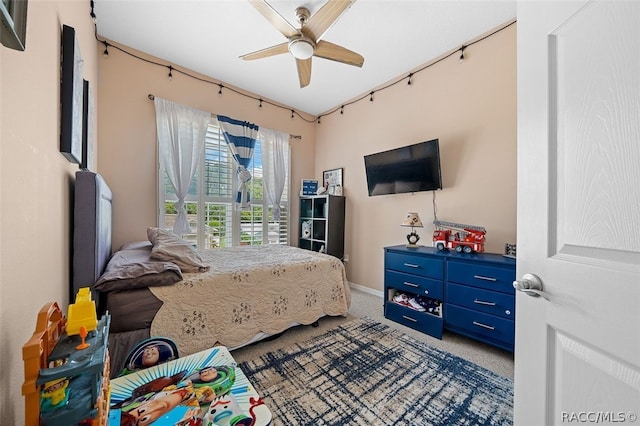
xmin=432 ymin=220 xmax=486 ymax=253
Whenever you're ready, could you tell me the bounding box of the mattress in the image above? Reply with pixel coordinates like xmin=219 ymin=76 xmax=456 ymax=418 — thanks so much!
xmin=105 ymin=288 xmax=162 ymax=333
xmin=148 ymin=244 xmax=350 ymax=356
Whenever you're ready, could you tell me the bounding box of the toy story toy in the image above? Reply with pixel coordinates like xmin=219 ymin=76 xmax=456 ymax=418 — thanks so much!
xmin=119 ymin=337 xmax=179 ymax=376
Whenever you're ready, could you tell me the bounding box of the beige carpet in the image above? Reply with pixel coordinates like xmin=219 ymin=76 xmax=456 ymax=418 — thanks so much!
xmin=231 ymin=287 xmax=514 ymax=378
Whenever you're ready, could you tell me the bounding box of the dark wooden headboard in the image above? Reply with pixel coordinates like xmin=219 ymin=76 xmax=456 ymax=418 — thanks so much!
xmin=72 ymin=170 xmax=112 ymax=310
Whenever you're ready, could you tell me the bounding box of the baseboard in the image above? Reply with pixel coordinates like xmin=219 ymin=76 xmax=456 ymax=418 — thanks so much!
xmin=348 ymin=281 xmax=384 ymax=298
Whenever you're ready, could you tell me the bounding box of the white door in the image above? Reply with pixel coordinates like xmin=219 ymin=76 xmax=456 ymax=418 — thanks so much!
xmin=515 ymin=1 xmax=640 ymax=425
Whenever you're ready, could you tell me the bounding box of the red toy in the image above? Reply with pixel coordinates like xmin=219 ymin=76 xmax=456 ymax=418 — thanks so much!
xmin=432 ymin=220 xmax=486 ymax=253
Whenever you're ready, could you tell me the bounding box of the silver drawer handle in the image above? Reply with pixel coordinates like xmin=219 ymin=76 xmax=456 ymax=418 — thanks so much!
xmin=404 ymin=263 xmax=420 ymax=268
xmin=402 ymin=315 xmax=418 ymax=323
xmin=473 ymin=321 xmax=495 ymax=330
xmin=473 ymin=299 xmax=496 ymax=306
xmin=403 ymin=281 xmax=419 ymax=288
xmin=474 ymin=275 xmax=497 ymax=282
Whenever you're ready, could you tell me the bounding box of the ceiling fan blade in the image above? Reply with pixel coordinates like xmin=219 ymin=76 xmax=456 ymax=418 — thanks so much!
xmin=239 ymin=42 xmax=289 ymax=61
xmin=296 ymin=58 xmax=312 ymax=88
xmin=249 ymin=0 xmax=299 ymax=39
xmin=314 ymin=40 xmax=364 ymax=67
xmin=302 ymin=0 xmax=356 ymax=41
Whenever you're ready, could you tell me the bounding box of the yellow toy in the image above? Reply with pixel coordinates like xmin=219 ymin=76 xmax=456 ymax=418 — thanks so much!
xmin=41 ymin=378 xmax=70 ymax=410
xmin=66 ymin=287 xmax=98 ymax=336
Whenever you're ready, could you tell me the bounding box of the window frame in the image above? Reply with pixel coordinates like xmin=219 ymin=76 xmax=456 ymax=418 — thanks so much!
xmin=157 ymin=122 xmax=291 ymax=248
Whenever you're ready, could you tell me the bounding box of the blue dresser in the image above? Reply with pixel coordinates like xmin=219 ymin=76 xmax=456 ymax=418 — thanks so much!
xmin=384 ymin=245 xmax=516 ymax=352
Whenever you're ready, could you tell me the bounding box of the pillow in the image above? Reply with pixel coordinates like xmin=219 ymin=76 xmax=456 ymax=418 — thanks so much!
xmin=147 ymin=227 xmax=210 ymax=273
xmin=95 ymin=247 xmax=183 ymax=292
xmin=119 ymin=240 xmax=153 ymax=251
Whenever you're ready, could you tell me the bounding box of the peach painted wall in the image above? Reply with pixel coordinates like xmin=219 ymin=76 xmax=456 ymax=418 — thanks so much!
xmin=97 ymin=43 xmax=316 ymax=250
xmin=315 ymin=23 xmax=517 ymax=293
xmin=0 ymin=1 xmax=98 ymax=423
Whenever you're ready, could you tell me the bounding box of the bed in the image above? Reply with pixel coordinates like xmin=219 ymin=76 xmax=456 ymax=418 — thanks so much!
xmin=72 ymin=171 xmax=351 ymax=376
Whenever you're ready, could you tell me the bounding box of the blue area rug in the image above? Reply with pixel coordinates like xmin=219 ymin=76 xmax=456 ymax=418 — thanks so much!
xmin=238 ymin=318 xmax=513 ymax=426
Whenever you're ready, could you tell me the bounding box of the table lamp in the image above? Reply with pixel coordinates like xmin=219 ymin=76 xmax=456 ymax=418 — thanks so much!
xmin=402 ymin=212 xmax=424 ymax=248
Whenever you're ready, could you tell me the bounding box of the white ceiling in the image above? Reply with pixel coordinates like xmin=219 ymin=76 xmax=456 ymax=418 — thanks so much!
xmin=94 ymin=0 xmax=516 ymax=116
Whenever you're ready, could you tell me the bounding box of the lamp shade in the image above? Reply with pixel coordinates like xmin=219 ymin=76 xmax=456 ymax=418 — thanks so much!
xmin=402 ymin=212 xmax=423 ymax=228
xmin=288 ymin=37 xmax=315 ymax=60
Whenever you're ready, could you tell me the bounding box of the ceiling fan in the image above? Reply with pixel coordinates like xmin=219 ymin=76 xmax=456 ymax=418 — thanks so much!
xmin=240 ymin=0 xmax=364 ymax=88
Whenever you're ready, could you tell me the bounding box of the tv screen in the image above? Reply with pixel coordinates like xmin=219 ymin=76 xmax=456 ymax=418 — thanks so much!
xmin=364 ymin=139 xmax=442 ymax=196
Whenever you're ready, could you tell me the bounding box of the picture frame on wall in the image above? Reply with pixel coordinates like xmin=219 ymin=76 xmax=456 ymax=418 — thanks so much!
xmin=323 ymin=168 xmax=343 ymax=195
xmin=60 ymin=24 xmax=84 ymax=164
xmin=0 ymin=0 xmax=28 ymax=51
xmin=81 ymin=79 xmax=94 ymax=171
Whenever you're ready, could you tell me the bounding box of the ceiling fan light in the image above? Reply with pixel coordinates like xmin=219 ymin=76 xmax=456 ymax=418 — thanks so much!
xmin=288 ymin=37 xmax=315 ymax=60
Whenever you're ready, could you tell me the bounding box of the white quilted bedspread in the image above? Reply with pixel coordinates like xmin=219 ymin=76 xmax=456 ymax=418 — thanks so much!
xmin=149 ymin=245 xmax=351 ymax=356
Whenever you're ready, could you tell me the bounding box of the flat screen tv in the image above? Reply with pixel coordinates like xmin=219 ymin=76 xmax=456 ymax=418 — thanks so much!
xmin=364 ymin=139 xmax=442 ymax=196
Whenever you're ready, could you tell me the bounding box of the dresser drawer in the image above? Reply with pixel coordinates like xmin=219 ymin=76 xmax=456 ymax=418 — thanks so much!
xmin=445 ymin=304 xmax=514 ymax=350
xmin=447 ymin=260 xmax=515 ymax=294
xmin=385 ymin=301 xmax=443 ymax=339
xmin=445 ymin=283 xmax=514 ymax=320
xmin=385 ymin=270 xmax=443 ymax=299
xmin=385 ymin=251 xmax=444 ymax=280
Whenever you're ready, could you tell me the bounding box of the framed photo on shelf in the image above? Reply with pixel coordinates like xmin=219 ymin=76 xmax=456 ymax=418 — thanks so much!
xmin=323 ymin=168 xmax=343 ymax=194
xmin=301 ymin=179 xmax=318 ymax=196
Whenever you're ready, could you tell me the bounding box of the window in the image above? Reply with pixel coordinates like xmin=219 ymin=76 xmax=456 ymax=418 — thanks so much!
xmin=158 ymin=123 xmax=290 ymax=248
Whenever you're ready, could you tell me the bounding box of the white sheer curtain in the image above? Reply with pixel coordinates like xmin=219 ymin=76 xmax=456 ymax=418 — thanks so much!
xmin=260 ymin=128 xmax=289 ymax=221
xmin=154 ymin=97 xmax=211 ymax=235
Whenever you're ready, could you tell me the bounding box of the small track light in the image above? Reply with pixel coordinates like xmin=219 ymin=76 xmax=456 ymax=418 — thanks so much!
xmin=102 ymin=41 xmax=109 ymax=58
xmin=407 ymin=73 xmax=413 ymax=85
xmin=218 ymin=84 xmax=223 ymax=95
xmin=369 ymin=92 xmax=374 ymax=102
xmin=459 ymin=45 xmax=466 ymax=62
xmin=168 ymin=65 xmax=173 ymax=80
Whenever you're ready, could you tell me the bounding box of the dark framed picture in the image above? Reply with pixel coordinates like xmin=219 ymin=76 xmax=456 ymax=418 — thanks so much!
xmin=60 ymin=24 xmax=84 ymax=164
xmin=81 ymin=79 xmax=94 ymax=170
xmin=323 ymin=168 xmax=343 ymax=191
xmin=0 ymin=0 xmax=28 ymax=51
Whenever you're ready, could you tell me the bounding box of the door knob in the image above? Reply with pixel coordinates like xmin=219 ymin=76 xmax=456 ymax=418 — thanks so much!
xmin=513 ymin=273 xmax=549 ymax=300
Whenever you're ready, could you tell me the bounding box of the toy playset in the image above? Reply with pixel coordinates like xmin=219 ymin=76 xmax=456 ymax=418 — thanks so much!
xmin=22 ymin=288 xmax=111 ymax=425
